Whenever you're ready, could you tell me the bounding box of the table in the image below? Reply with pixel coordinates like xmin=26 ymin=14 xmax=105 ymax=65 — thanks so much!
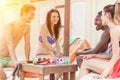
xmin=20 ymin=64 xmax=78 ymax=80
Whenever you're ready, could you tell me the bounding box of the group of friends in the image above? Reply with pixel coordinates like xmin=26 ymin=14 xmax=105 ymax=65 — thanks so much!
xmin=75 ymin=0 xmax=120 ymax=79
xmin=0 ymin=0 xmax=120 ymax=80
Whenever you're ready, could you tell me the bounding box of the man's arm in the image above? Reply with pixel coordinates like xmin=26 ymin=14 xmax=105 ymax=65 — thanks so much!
xmin=75 ymin=29 xmax=110 ymax=56
xmin=24 ymin=25 xmax=30 ymax=61
xmin=5 ymin=23 xmax=17 ymax=61
xmin=92 ymin=29 xmax=110 ymax=54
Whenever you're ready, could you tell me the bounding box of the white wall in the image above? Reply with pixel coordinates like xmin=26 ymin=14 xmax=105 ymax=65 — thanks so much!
xmin=0 ymin=8 xmax=4 ymax=38
xmin=71 ymin=2 xmax=85 ymax=38
xmin=70 ymin=0 xmax=115 ymax=47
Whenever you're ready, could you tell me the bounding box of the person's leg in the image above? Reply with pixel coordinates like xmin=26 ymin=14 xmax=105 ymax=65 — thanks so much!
xmin=7 ymin=60 xmax=16 ymax=68
xmin=7 ymin=60 xmax=24 ymax=80
xmin=0 ymin=57 xmax=13 ymax=80
xmin=78 ymin=59 xmax=90 ymax=79
xmin=79 ymin=58 xmax=109 ymax=79
xmin=0 ymin=62 xmax=7 ymax=80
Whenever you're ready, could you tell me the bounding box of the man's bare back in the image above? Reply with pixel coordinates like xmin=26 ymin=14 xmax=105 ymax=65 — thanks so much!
xmin=0 ymin=21 xmax=30 ymax=57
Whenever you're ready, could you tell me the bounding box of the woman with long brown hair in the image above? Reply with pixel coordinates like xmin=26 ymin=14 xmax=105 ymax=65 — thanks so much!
xmin=36 ymin=9 xmax=63 ymax=58
xmin=35 ymin=9 xmax=63 ymax=80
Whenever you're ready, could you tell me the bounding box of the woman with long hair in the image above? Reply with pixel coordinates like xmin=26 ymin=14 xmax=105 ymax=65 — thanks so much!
xmin=36 ymin=9 xmax=63 ymax=58
xmin=35 ymin=9 xmax=63 ymax=80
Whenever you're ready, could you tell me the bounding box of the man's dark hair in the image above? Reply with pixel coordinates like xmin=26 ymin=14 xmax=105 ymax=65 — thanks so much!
xmin=98 ymin=11 xmax=102 ymax=15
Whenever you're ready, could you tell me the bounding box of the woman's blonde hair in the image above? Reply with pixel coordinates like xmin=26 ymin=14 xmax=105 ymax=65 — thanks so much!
xmin=114 ymin=2 xmax=120 ymax=25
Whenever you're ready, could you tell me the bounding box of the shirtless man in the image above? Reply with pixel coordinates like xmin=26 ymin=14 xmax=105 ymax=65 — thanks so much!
xmin=0 ymin=4 xmax=35 ymax=80
xmin=75 ymin=11 xmax=110 ymax=67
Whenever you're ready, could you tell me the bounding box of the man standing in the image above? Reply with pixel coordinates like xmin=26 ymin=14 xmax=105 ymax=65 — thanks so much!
xmin=0 ymin=4 xmax=35 ymax=80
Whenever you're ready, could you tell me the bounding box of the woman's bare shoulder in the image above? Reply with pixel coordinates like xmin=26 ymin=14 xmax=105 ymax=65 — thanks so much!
xmin=110 ymin=27 xmax=120 ymax=37
xmin=39 ymin=23 xmax=48 ymax=34
xmin=111 ymin=26 xmax=120 ymax=32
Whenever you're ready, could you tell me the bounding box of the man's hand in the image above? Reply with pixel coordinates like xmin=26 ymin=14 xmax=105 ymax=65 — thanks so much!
xmin=82 ymin=54 xmax=95 ymax=60
xmin=75 ymin=48 xmax=92 ymax=56
xmin=75 ymin=50 xmax=85 ymax=56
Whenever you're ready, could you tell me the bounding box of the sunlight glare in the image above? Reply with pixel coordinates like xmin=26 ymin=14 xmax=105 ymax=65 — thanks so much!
xmin=0 ymin=0 xmax=6 ymax=7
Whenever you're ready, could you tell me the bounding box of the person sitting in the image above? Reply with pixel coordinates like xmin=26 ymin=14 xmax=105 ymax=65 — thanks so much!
xmin=36 ymin=9 xmax=63 ymax=58
xmin=75 ymin=11 xmax=111 ymax=67
xmin=79 ymin=4 xmax=117 ymax=79
xmin=35 ymin=9 xmax=63 ymax=80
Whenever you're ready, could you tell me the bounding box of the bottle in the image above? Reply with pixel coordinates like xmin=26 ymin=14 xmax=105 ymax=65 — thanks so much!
xmin=64 ymin=56 xmax=70 ymax=64
xmin=32 ymin=56 xmax=38 ymax=64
